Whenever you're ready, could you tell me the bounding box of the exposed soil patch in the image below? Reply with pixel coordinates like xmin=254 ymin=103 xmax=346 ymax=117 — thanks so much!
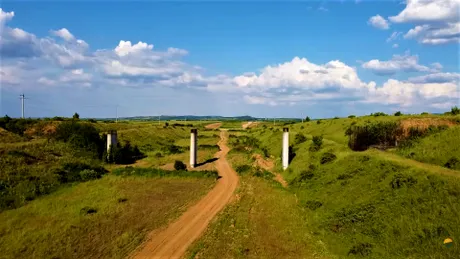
xmin=252 ymin=153 xmax=288 ymax=187
xmin=242 ymin=121 xmax=260 ymax=129
xmin=400 ymin=118 xmax=456 ymax=137
xmin=205 ymin=122 xmax=222 ymax=130
xmin=131 ymin=131 xmax=239 ymax=259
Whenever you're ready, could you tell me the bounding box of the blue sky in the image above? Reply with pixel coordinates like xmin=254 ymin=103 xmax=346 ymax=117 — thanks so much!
xmin=1 ymin=0 xmax=459 ymax=119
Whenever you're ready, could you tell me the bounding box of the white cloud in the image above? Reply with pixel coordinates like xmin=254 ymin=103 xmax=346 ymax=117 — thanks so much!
xmin=387 ymin=31 xmax=402 ymax=42
xmin=392 ymin=43 xmax=399 ymax=48
xmin=0 ymin=8 xmax=14 ymax=27
xmin=387 ymin=0 xmax=460 ymax=45
xmin=318 ymin=6 xmax=329 ymax=12
xmin=50 ymin=28 xmax=75 ymax=41
xmin=404 ymin=22 xmax=460 ymax=45
xmin=389 ymin=0 xmax=460 ymax=24
xmin=366 ymin=79 xmax=459 ymax=106
xmin=408 ymin=72 xmax=460 ymax=83
xmin=114 ymin=40 xmax=153 ymax=57
xmin=362 ymin=53 xmax=440 ymax=75
xmin=368 ymin=15 xmax=390 ymax=30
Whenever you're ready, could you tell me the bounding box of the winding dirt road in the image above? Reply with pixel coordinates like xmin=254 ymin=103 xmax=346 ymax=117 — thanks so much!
xmin=131 ymin=130 xmax=239 ymax=259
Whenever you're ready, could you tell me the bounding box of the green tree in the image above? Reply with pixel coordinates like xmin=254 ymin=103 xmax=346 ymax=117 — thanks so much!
xmin=73 ymin=113 xmax=80 ymax=120
xmin=305 ymin=116 xmax=311 ymax=122
xmin=451 ymin=106 xmax=460 ymax=115
xmin=394 ymin=111 xmax=402 ymax=116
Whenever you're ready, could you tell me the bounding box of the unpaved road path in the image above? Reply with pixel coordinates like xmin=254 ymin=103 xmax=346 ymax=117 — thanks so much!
xmin=204 ymin=122 xmax=222 ymax=129
xmin=131 ymin=130 xmax=239 ymax=259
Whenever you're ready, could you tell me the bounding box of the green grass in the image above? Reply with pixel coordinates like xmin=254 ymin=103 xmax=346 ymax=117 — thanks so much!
xmin=187 ymin=176 xmax=331 ymax=259
xmin=230 ymin=118 xmax=460 ymax=258
xmin=0 ymin=175 xmax=215 ymax=259
xmin=396 ymin=127 xmax=460 ymax=170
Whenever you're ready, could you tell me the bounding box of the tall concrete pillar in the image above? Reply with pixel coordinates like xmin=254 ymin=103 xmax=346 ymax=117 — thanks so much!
xmin=107 ymin=130 xmax=118 ymax=152
xmin=282 ymin=128 xmax=289 ymax=170
xmin=190 ymin=129 xmax=197 ymax=168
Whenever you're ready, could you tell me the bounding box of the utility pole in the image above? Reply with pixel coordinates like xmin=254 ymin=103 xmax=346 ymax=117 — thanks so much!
xmin=116 ymin=105 xmax=118 ymax=123
xmin=19 ymin=94 xmax=25 ymax=119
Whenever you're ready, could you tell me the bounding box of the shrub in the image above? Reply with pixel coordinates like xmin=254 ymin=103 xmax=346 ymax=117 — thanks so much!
xmin=174 ymin=160 xmax=187 ymax=171
xmin=107 ymin=141 xmax=145 ymax=164
xmin=305 ymin=116 xmax=311 ymax=122
xmin=53 ymin=121 xmax=104 ymax=158
xmin=320 ymin=152 xmax=337 ymax=164
xmin=73 ymin=113 xmax=80 ymax=120
xmin=316 ymin=120 xmax=321 ymax=125
xmin=346 ymin=122 xmax=403 ymax=151
xmin=294 ymin=133 xmax=307 ymax=145
xmin=300 ymin=125 xmax=304 ymax=129
xmin=334 ymin=116 xmax=339 ymax=119
xmin=444 ymin=157 xmax=459 ymax=169
xmin=451 ymin=106 xmax=460 ymax=115
xmin=348 ymin=115 xmax=356 ymax=118
xmin=390 ymin=173 xmax=417 ymax=189
xmin=236 ymin=165 xmax=252 ymax=175
xmin=421 ymin=112 xmax=429 ymax=115
xmin=79 ymin=169 xmax=101 ymax=182
xmin=310 ymin=135 xmax=323 ymax=151
xmin=305 ymin=200 xmax=323 ymax=210
xmin=394 ymin=111 xmax=402 ymax=116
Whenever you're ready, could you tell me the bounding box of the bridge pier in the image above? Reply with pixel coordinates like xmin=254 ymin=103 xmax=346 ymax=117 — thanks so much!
xmin=190 ymin=129 xmax=197 ymax=168
xmin=282 ymin=128 xmax=289 ymax=170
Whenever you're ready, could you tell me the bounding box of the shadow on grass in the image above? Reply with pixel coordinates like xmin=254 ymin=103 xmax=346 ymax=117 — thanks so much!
xmin=196 ymin=157 xmax=218 ymax=167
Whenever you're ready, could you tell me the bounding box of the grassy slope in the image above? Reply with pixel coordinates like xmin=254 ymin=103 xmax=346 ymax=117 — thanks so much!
xmin=187 ymin=150 xmax=332 ymax=259
xmin=0 ymin=121 xmax=220 ymax=258
xmin=0 ymin=175 xmax=214 ymax=259
xmin=396 ymin=127 xmax=460 ymax=170
xmin=245 ymin=116 xmax=460 ymax=258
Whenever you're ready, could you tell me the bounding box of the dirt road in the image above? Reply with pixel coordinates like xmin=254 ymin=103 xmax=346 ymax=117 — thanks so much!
xmin=131 ymin=130 xmax=239 ymax=259
xmin=204 ymin=122 xmax=222 ymax=129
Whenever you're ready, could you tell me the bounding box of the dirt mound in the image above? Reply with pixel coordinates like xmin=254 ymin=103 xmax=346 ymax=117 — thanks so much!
xmin=205 ymin=122 xmax=222 ymax=129
xmin=252 ymin=154 xmax=274 ymax=171
xmin=400 ymin=118 xmax=456 ymax=137
xmin=242 ymin=121 xmax=260 ymax=129
xmin=24 ymin=122 xmax=58 ymax=137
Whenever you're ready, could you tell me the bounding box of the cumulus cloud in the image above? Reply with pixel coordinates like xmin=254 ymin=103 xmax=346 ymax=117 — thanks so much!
xmin=392 ymin=43 xmax=399 ymax=48
xmin=408 ymin=72 xmax=460 ymax=83
xmin=368 ymin=15 xmax=390 ymax=30
xmin=0 ymin=8 xmax=14 ymax=27
xmin=1 ymin=8 xmax=458 ymax=112
xmin=50 ymin=28 xmax=75 ymax=41
xmin=362 ymin=53 xmax=440 ymax=75
xmin=403 ymin=22 xmax=460 ymax=45
xmin=388 ymin=0 xmax=460 ymax=45
xmin=389 ymin=0 xmax=459 ymax=24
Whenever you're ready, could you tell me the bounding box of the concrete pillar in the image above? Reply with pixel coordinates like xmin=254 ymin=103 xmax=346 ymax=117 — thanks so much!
xmin=282 ymin=128 xmax=289 ymax=170
xmin=190 ymin=129 xmax=197 ymax=168
xmin=107 ymin=130 xmax=118 ymax=152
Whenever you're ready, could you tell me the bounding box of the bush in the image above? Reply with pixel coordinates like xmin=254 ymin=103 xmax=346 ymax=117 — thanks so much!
xmin=305 ymin=200 xmax=323 ymax=210
xmin=174 ymin=160 xmax=187 ymax=171
xmin=451 ymin=106 xmax=460 ymax=115
xmin=317 ymin=120 xmax=321 ymax=125
xmin=294 ymin=133 xmax=307 ymax=145
xmin=73 ymin=113 xmax=80 ymax=120
xmin=79 ymin=169 xmax=101 ymax=182
xmin=334 ymin=116 xmax=339 ymax=119
xmin=394 ymin=111 xmax=402 ymax=116
xmin=346 ymin=122 xmax=403 ymax=151
xmin=310 ymin=135 xmax=323 ymax=151
xmin=305 ymin=116 xmax=311 ymax=122
xmin=53 ymin=121 xmax=104 ymax=158
xmin=371 ymin=112 xmax=387 ymax=117
xmin=421 ymin=112 xmax=429 ymax=115
xmin=107 ymin=141 xmax=145 ymax=164
xmin=320 ymin=152 xmax=337 ymax=164
xmin=444 ymin=157 xmax=459 ymax=169
xmin=0 ymin=116 xmax=39 ymax=136
xmin=236 ymin=165 xmax=252 ymax=175
xmin=348 ymin=115 xmax=356 ymax=118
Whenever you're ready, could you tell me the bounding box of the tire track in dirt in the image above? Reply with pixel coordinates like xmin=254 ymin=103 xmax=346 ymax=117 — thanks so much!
xmin=130 ymin=130 xmax=239 ymax=259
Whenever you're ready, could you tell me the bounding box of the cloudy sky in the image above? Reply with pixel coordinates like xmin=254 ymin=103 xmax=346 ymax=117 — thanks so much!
xmin=0 ymin=0 xmax=459 ymax=119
